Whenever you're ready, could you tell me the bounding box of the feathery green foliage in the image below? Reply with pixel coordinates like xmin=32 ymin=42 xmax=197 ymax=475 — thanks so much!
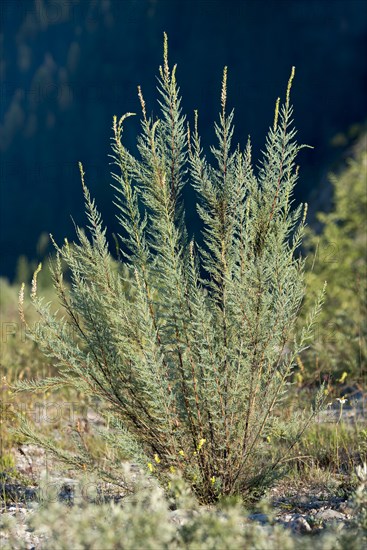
xmin=16 ymin=35 xmax=325 ymax=503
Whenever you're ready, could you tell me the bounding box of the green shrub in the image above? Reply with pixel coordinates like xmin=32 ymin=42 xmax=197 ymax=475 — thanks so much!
xmin=302 ymin=136 xmax=367 ymax=383
xmin=1 ymin=482 xmax=366 ymax=550
xmin=16 ymin=35 xmax=325 ymax=504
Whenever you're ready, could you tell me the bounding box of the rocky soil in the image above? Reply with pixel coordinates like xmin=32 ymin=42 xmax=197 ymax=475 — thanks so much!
xmin=1 ymin=391 xmax=365 ymax=549
xmin=0 ymin=443 xmax=359 ymax=549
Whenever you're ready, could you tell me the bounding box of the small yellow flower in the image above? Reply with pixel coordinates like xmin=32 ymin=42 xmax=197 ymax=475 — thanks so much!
xmin=338 ymin=372 xmax=348 ymax=384
xmin=147 ymin=462 xmax=154 ymax=473
xmin=169 ymin=466 xmax=176 ymax=474
xmin=197 ymin=438 xmax=206 ymax=452
xmin=178 ymin=450 xmax=185 ymax=457
xmin=154 ymin=453 xmax=161 ymax=464
xmin=210 ymin=476 xmax=216 ymax=485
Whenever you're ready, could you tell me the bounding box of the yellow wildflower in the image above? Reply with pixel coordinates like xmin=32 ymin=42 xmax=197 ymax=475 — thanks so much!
xmin=197 ymin=438 xmax=206 ymax=452
xmin=147 ymin=462 xmax=154 ymax=473
xmin=154 ymin=453 xmax=161 ymax=464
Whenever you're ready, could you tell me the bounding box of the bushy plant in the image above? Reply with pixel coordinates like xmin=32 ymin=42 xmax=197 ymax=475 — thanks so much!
xmin=302 ymin=136 xmax=367 ymax=383
xmin=1 ymin=483 xmax=366 ymax=550
xmin=16 ymin=35 xmax=325 ymax=503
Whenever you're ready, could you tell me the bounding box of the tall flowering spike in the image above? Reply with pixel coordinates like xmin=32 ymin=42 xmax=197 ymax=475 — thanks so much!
xmin=31 ymin=263 xmax=42 ymax=300
xmin=273 ymin=97 xmax=280 ymax=131
xmin=18 ymin=282 xmax=25 ymax=324
xmin=286 ymin=66 xmax=296 ymax=108
xmin=194 ymin=109 xmax=199 ymax=136
xmin=137 ymin=86 xmax=147 ymax=123
xmin=221 ymin=66 xmax=228 ymax=114
xmin=78 ymin=162 xmax=86 ymax=192
xmin=160 ymin=31 xmax=170 ymax=82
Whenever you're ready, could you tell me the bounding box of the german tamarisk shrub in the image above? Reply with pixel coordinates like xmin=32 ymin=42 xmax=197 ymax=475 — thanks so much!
xmin=18 ymin=35 xmax=325 ymax=503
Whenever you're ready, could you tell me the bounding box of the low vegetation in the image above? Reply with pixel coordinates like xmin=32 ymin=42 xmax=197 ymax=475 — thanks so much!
xmin=301 ymin=136 xmax=367 ymax=384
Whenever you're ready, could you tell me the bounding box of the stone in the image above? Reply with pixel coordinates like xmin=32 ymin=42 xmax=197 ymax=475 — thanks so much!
xmin=291 ymin=516 xmax=312 ymax=533
xmin=248 ymin=513 xmax=269 ymax=525
xmin=315 ymin=509 xmax=347 ymax=522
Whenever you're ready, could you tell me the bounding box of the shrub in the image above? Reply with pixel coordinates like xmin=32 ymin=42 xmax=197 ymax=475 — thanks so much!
xmin=1 ymin=482 xmax=366 ymax=550
xmin=16 ymin=35 xmax=325 ymax=504
xmin=302 ymin=136 xmax=367 ymax=383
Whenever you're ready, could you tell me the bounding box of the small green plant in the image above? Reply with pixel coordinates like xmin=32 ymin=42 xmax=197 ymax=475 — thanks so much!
xmin=291 ymin=418 xmax=366 ymax=477
xmin=16 ymin=35 xmax=325 ymax=504
xmin=0 ymin=454 xmax=15 ymax=472
xmin=0 ymin=274 xmax=93 ymax=472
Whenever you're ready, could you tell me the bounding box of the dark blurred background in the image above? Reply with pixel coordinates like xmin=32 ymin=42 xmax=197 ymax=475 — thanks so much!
xmin=1 ymin=0 xmax=366 ymax=280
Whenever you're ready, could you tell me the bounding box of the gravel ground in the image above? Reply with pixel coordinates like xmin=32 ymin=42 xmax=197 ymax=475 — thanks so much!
xmin=1 ymin=389 xmax=365 ymax=549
